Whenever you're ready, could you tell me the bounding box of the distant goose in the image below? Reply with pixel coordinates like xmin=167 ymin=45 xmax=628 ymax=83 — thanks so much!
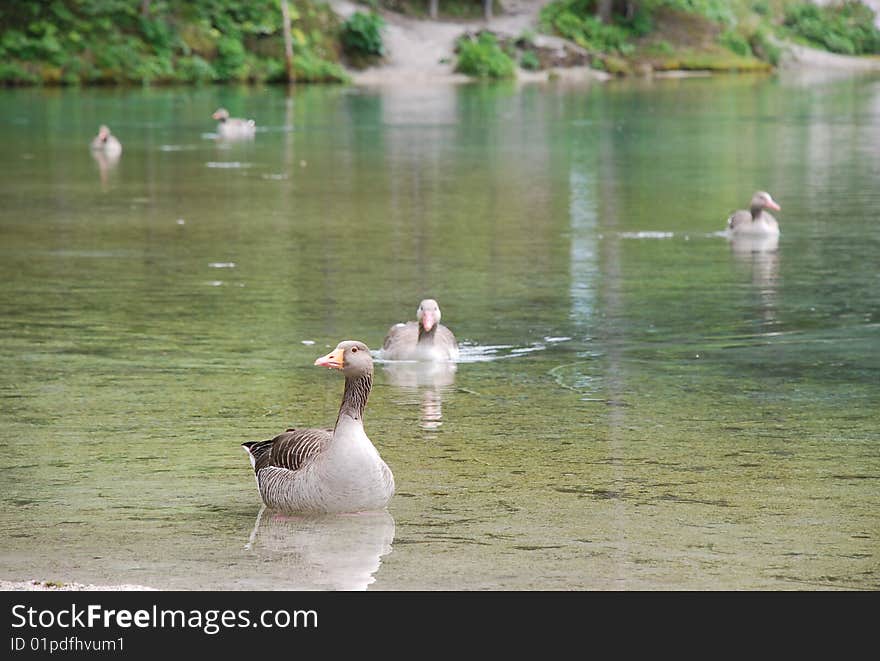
xmin=727 ymin=191 xmax=781 ymax=236
xmin=382 ymin=298 xmax=459 ymax=362
xmin=242 ymin=341 xmax=394 ymax=514
xmin=90 ymin=125 xmax=122 ymax=157
xmin=212 ymin=107 xmax=256 ymax=139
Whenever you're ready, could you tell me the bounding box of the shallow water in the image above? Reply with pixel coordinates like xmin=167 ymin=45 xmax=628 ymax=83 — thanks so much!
xmin=0 ymin=73 xmax=878 ymax=590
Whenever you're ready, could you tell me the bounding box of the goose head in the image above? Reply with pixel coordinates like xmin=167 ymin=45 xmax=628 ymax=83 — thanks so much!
xmin=750 ymin=191 xmax=781 ymax=217
xmin=416 ymin=299 xmax=442 ymax=333
xmin=314 ymin=341 xmax=373 ymax=379
xmin=97 ymin=125 xmax=111 ymax=142
xmin=212 ymin=108 xmax=230 ymax=122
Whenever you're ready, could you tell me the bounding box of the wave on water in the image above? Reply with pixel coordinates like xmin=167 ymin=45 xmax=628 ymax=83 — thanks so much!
xmin=618 ymin=231 xmax=675 ymax=239
xmin=374 ymin=336 xmax=573 ymax=364
xmin=205 ymin=162 xmax=251 ymax=169
xmin=615 ymin=231 xmax=733 ymax=240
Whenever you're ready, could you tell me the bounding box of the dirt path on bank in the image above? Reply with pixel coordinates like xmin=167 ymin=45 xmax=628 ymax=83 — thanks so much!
xmin=327 ymin=0 xmax=602 ymax=84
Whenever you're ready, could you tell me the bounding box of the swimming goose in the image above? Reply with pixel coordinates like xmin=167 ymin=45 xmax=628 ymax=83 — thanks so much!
xmin=212 ymin=108 xmax=256 ymax=139
xmin=242 ymin=341 xmax=394 ymax=514
xmin=727 ymin=191 xmax=781 ymax=236
xmin=382 ymin=298 xmax=459 ymax=362
xmin=90 ymin=125 xmax=122 ymax=157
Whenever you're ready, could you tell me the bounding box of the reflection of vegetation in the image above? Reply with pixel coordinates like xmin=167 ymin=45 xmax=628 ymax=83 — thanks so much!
xmin=782 ymin=2 xmax=880 ymax=55
xmin=0 ymin=0 xmax=349 ymax=85
xmin=455 ymin=32 xmax=515 ymax=79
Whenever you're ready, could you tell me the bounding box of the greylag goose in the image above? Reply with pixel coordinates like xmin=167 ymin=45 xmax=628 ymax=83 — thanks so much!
xmin=242 ymin=341 xmax=394 ymax=514
xmin=212 ymin=107 xmax=256 ymax=139
xmin=727 ymin=191 xmax=781 ymax=236
xmin=382 ymin=298 xmax=459 ymax=362
xmin=90 ymin=125 xmax=122 ymax=157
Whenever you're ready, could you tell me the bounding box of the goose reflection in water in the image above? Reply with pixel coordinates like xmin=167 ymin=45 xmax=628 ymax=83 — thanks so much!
xmin=381 ymin=360 xmax=457 ymax=431
xmin=245 ymin=506 xmax=395 ymax=590
xmin=728 ymin=233 xmax=780 ymax=324
xmin=91 ymin=148 xmax=120 ymax=189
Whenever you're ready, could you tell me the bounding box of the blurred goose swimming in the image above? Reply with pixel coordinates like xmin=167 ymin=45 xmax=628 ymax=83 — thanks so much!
xmin=242 ymin=341 xmax=394 ymax=514
xmin=382 ymin=298 xmax=459 ymax=362
xmin=727 ymin=191 xmax=781 ymax=236
xmin=90 ymin=125 xmax=122 ymax=157
xmin=212 ymin=107 xmax=256 ymax=139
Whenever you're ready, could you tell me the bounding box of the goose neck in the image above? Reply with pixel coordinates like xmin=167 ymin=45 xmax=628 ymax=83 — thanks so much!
xmin=337 ymin=372 xmax=372 ymax=424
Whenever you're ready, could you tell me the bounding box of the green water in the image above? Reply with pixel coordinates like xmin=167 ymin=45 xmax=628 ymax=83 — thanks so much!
xmin=0 ymin=73 xmax=878 ymax=590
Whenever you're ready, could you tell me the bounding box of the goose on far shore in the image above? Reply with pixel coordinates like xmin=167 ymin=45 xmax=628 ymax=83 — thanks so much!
xmin=727 ymin=191 xmax=781 ymax=236
xmin=212 ymin=107 xmax=256 ymax=139
xmin=382 ymin=298 xmax=459 ymax=362
xmin=90 ymin=125 xmax=122 ymax=157
xmin=241 ymin=341 xmax=394 ymax=514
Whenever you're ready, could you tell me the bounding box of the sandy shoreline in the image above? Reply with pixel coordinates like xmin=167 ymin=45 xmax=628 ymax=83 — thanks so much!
xmin=1 ymin=579 xmax=156 ymax=592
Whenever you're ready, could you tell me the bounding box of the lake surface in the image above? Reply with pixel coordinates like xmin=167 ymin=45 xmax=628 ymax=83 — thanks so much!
xmin=0 ymin=72 xmax=878 ymax=590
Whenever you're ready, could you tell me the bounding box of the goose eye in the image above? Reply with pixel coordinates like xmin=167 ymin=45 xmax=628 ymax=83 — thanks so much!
xmin=351 ymin=347 xmax=358 ymax=353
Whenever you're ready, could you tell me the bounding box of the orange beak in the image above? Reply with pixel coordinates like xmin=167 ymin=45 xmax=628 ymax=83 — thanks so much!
xmin=314 ymin=348 xmax=344 ymax=370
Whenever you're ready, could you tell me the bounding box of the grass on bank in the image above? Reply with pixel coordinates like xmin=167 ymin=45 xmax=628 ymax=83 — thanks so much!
xmin=535 ymin=0 xmax=880 ymax=75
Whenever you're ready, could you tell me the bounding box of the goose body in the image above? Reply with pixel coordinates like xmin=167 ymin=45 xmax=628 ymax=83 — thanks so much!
xmin=727 ymin=191 xmax=781 ymax=236
xmin=242 ymin=341 xmax=394 ymax=514
xmin=212 ymin=108 xmax=256 ymax=139
xmin=382 ymin=299 xmax=459 ymax=362
xmin=90 ymin=125 xmax=122 ymax=157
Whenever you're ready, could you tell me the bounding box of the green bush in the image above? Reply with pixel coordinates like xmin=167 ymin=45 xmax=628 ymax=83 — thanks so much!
xmin=539 ymin=1 xmax=636 ymax=55
xmin=660 ymin=0 xmax=733 ymax=24
xmin=215 ymin=36 xmax=248 ymax=80
xmin=720 ymin=30 xmax=752 ymax=57
xmin=455 ymin=32 xmax=516 ymax=79
xmin=177 ymin=55 xmax=217 ymax=83
xmin=293 ymin=50 xmax=351 ymax=82
xmin=783 ymin=1 xmax=880 ymax=55
xmin=520 ymin=50 xmax=541 ymax=71
xmin=748 ymin=25 xmax=781 ymax=66
xmin=341 ymin=11 xmax=385 ymax=56
xmin=751 ymin=0 xmax=770 ymax=16
xmin=0 ymin=61 xmax=40 ymax=85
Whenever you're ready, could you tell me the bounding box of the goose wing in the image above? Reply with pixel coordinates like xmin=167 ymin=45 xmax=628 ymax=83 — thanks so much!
xmin=727 ymin=209 xmax=750 ymax=230
xmin=243 ymin=427 xmax=332 ymax=474
xmin=382 ymin=321 xmax=419 ymax=358
xmin=435 ymin=324 xmax=458 ymax=350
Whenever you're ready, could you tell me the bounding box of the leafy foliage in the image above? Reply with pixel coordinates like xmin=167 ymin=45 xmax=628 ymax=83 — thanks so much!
xmin=783 ymin=1 xmax=880 ymax=55
xmin=747 ymin=24 xmax=781 ymax=66
xmin=658 ymin=0 xmax=733 ymax=25
xmin=539 ymin=1 xmax=638 ymax=55
xmin=454 ymin=32 xmax=515 ymax=79
xmin=362 ymin=1 xmax=500 ymax=19
xmin=0 ymin=0 xmax=349 ymax=85
xmin=719 ymin=29 xmax=752 ymax=57
xmin=341 ymin=11 xmax=385 ymax=57
xmin=520 ymin=50 xmax=541 ymax=71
